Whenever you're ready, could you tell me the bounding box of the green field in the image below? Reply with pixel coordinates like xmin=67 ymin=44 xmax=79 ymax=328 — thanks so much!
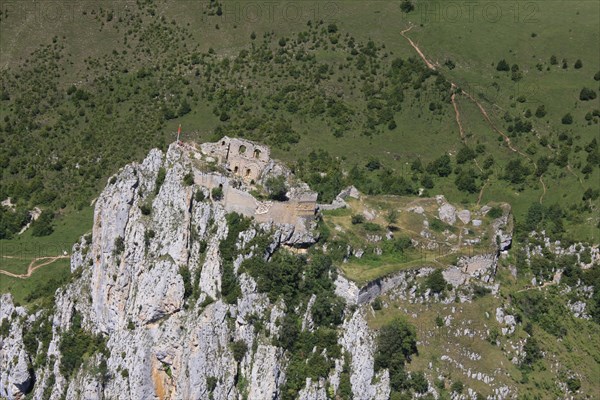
xmin=0 ymin=206 xmax=93 ymax=304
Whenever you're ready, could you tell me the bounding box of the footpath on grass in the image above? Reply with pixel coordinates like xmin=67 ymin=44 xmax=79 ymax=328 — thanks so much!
xmin=0 ymin=255 xmax=70 ymax=279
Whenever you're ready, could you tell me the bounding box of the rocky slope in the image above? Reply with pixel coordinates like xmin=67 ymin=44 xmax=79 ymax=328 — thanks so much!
xmin=0 ymin=143 xmax=390 ymax=400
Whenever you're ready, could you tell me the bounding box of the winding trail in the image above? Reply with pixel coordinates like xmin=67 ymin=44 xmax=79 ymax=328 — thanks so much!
xmin=400 ymin=24 xmax=547 ymax=203
xmin=0 ymin=255 xmax=69 ymax=279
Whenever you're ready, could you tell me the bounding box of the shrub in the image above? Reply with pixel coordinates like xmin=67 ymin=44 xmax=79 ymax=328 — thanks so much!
xmin=179 ymin=266 xmax=192 ymax=300
xmin=521 ymin=337 xmax=542 ymax=367
xmin=566 ymin=377 xmax=581 ymax=392
xmin=487 ymin=206 xmax=503 ymax=219
xmin=425 ymin=269 xmax=446 ymax=294
xmin=372 ymin=298 xmax=383 ymax=310
xmin=496 ymin=59 xmax=510 ymax=71
xmin=265 ymin=176 xmax=288 ymax=201
xmin=534 ymin=105 xmax=546 ymax=118
xmin=400 ymin=0 xmax=414 ymax=13
xmin=183 ymin=171 xmax=194 ymax=186
xmin=351 ymin=214 xmax=365 ymax=224
xmin=426 ymin=154 xmax=452 ymax=177
xmin=230 ymin=340 xmax=248 ymax=362
xmin=579 ymin=87 xmax=597 ymax=101
xmin=473 ymin=285 xmax=491 ymax=298
xmin=211 ymin=186 xmax=223 ymax=200
xmin=31 ymin=211 xmax=54 ymax=237
xmin=194 ymin=190 xmax=205 ymax=202
xmin=154 ymin=167 xmax=166 ymax=194
xmin=374 ymin=318 xmax=417 ymax=392
xmin=456 ymin=146 xmax=476 ymax=164
xmin=561 ymin=113 xmax=573 ymax=124
xmin=139 ymin=202 xmax=152 ymax=215
xmin=114 ymin=236 xmax=125 ymax=255
xmin=451 ymin=380 xmax=464 ymax=394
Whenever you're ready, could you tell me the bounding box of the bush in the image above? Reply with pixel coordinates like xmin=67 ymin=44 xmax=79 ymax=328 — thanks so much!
xmin=351 ymin=214 xmax=365 ymax=224
xmin=521 ymin=337 xmax=542 ymax=367
xmin=487 ymin=206 xmax=503 ymax=219
xmin=179 ymin=266 xmax=192 ymax=300
xmin=139 ymin=202 xmax=152 ymax=215
xmin=451 ymin=380 xmax=464 ymax=394
xmin=579 ymin=87 xmax=597 ymax=101
xmin=496 ymin=59 xmax=510 ymax=71
xmin=425 ymin=269 xmax=446 ymax=294
xmin=372 ymin=298 xmax=383 ymax=310
xmin=114 ymin=236 xmax=125 ymax=255
xmin=410 ymin=371 xmax=429 ymax=394
xmin=183 ymin=171 xmax=194 ymax=186
xmin=456 ymin=146 xmax=476 ymax=164
xmin=534 ymin=105 xmax=546 ymax=118
xmin=374 ymin=318 xmax=418 ymax=392
xmin=31 ymin=211 xmax=54 ymax=237
xmin=265 ymin=176 xmax=288 ymax=201
xmin=154 ymin=167 xmax=166 ymax=194
xmin=211 ymin=186 xmax=223 ymax=200
xmin=426 ymin=154 xmax=452 ymax=177
xmin=566 ymin=377 xmax=581 ymax=392
xmin=400 ymin=0 xmax=414 ymax=13
xmin=194 ymin=190 xmax=205 ymax=202
xmin=230 ymin=340 xmax=248 ymax=362
xmin=561 ymin=113 xmax=573 ymax=124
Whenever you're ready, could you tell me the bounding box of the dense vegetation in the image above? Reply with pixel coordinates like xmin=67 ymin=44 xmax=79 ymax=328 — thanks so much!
xmin=1 ymin=1 xmax=596 ymax=241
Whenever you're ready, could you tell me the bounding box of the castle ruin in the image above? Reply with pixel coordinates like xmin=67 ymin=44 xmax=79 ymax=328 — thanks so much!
xmin=188 ymin=137 xmax=318 ymax=242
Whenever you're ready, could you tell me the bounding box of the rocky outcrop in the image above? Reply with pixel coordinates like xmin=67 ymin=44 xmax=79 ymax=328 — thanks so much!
xmin=0 ymin=143 xmax=391 ymax=400
xmin=0 ymin=295 xmax=35 ymax=399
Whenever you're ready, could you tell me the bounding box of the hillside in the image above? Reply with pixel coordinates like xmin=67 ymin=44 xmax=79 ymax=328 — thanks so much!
xmin=0 ymin=1 xmax=599 ymax=399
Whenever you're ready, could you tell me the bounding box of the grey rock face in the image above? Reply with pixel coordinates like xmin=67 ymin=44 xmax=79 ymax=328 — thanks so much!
xmin=3 ymin=143 xmax=393 ymax=400
xmin=0 ymin=295 xmax=34 ymax=400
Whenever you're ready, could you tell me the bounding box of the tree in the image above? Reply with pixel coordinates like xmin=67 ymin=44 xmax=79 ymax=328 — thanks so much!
xmin=420 ymin=174 xmax=434 ymax=189
xmin=183 ymin=171 xmax=194 ymax=186
xmin=574 ymin=59 xmax=583 ymax=69
xmin=400 ymin=0 xmax=415 ymax=13
xmin=351 ymin=214 xmax=365 ymax=224
xmin=410 ymin=371 xmax=428 ymax=394
xmin=550 ymin=55 xmax=558 ymax=65
xmin=31 ymin=211 xmax=54 ymax=237
xmin=561 ymin=113 xmax=573 ymax=124
xmin=496 ymin=59 xmax=510 ymax=71
xmin=534 ymin=105 xmax=546 ymax=118
xmin=374 ymin=318 xmax=418 ymax=392
xmin=455 ymin=169 xmax=480 ymax=193
xmin=230 ymin=340 xmax=248 ymax=362
xmin=211 ymin=186 xmax=223 ymax=200
xmin=521 ymin=337 xmax=542 ymax=367
xmin=503 ymin=159 xmax=530 ymax=184
xmin=579 ymin=87 xmax=597 ymax=101
xmin=265 ymin=176 xmax=287 ymax=201
xmin=425 ymin=269 xmax=446 ymax=294
xmin=426 ymin=154 xmax=452 ymax=177
xmin=365 ymin=158 xmax=382 ymax=171
xmin=178 ymin=99 xmax=191 ymax=116
xmin=451 ymin=381 xmax=464 ymax=394
xmin=386 ymin=210 xmax=399 ymax=224
xmin=456 ymin=146 xmax=476 ymax=164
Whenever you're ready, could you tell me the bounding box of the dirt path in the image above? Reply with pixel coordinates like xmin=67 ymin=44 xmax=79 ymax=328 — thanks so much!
xmin=451 ymin=91 xmax=465 ymax=139
xmin=0 ymin=255 xmax=70 ymax=279
xmin=400 ymin=24 xmax=547 ymax=203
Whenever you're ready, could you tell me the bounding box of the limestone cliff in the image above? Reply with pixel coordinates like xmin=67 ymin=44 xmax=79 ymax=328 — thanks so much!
xmin=0 ymin=143 xmax=386 ymax=400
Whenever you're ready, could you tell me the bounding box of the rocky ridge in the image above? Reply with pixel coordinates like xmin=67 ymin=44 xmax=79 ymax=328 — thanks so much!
xmin=0 ymin=144 xmax=388 ymax=400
